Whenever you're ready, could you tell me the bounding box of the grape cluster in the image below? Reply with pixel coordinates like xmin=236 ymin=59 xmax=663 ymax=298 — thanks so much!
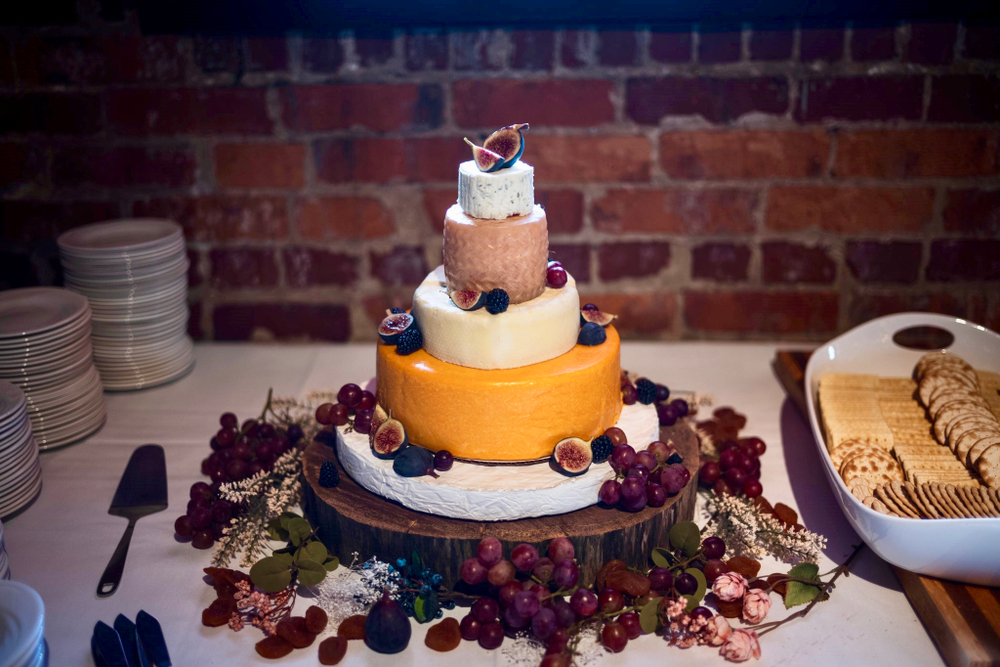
xmin=699 ymin=436 xmax=766 ymax=498
xmin=597 ymin=430 xmax=690 ymax=513
xmin=173 ymin=411 xmax=305 ymax=550
xmin=315 ymin=383 xmax=377 ymax=435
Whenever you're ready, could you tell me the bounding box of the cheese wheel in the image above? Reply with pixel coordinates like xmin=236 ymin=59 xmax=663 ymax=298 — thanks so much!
xmin=458 ymin=159 xmax=533 ymax=220
xmin=442 ymin=204 xmax=548 ymax=305
xmin=376 ymin=327 xmax=623 ymax=462
xmin=412 ymin=266 xmax=580 ymax=370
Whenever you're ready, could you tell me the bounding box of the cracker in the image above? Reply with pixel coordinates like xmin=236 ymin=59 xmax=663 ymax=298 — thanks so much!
xmin=821 ymin=373 xmax=880 ymax=390
xmin=978 ymin=487 xmax=1000 ymax=515
xmin=956 ymin=427 xmax=1000 ymax=462
xmin=840 ymin=451 xmax=903 ymax=485
xmin=954 ymin=485 xmax=987 ymax=518
xmin=944 ymin=484 xmax=979 ymax=518
xmin=901 ymin=459 xmax=968 ymax=472
xmin=886 ymin=481 xmax=921 ymax=518
xmin=905 ymin=482 xmax=938 ymax=518
xmin=920 ymin=375 xmax=977 ymax=407
xmin=848 ymin=478 xmax=874 ymax=501
xmin=929 ymin=391 xmax=988 ymax=421
xmin=934 ymin=403 xmax=995 ymax=445
xmin=927 ymin=483 xmax=961 ymax=519
xmin=975 ymin=444 xmax=1000 ymax=488
xmin=962 ymin=485 xmax=994 ymax=516
xmin=967 ymin=436 xmax=1000 ymax=468
xmin=869 ymin=497 xmax=895 ymax=516
xmin=874 ymin=485 xmax=908 ymax=517
xmin=831 ymin=439 xmax=889 ymax=470
xmin=948 ymin=417 xmax=1000 ymax=451
xmin=917 ymin=352 xmax=973 ymax=379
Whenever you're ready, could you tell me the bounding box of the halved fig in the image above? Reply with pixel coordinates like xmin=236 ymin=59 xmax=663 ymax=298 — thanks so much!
xmin=368 ymin=404 xmax=389 ymax=449
xmin=372 ymin=418 xmax=409 ymax=459
xmin=552 ymin=436 xmax=593 ymax=476
xmin=581 ymin=308 xmax=617 ymax=327
xmin=483 ymin=123 xmax=529 ymax=168
xmin=450 ymin=290 xmax=486 ymax=311
xmin=378 ymin=313 xmax=415 ymax=344
xmin=463 ymin=138 xmax=505 ymax=173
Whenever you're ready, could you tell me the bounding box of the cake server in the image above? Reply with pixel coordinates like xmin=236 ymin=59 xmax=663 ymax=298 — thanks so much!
xmin=97 ymin=445 xmax=167 ymax=597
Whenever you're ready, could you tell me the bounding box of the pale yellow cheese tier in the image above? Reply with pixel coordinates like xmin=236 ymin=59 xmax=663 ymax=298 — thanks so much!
xmin=376 ymin=327 xmax=623 ymax=462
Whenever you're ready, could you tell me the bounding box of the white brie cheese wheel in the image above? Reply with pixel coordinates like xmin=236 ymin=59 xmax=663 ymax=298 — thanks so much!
xmin=412 ymin=265 xmax=580 ymax=370
xmin=335 ymin=402 xmax=662 ymax=521
xmin=458 ymin=159 xmax=534 ymax=220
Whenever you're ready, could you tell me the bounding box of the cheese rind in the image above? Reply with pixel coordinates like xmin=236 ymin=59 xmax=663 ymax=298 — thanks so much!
xmin=376 ymin=326 xmax=623 ymax=462
xmin=413 ymin=266 xmax=580 ymax=370
xmin=458 ymin=159 xmax=534 ymax=219
xmin=443 ymin=203 xmax=548 ymax=304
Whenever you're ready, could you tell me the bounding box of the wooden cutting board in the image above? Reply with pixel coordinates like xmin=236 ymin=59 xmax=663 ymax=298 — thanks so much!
xmin=773 ymin=350 xmax=1000 ymax=667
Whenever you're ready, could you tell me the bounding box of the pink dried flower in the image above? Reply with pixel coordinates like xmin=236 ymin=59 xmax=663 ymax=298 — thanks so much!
xmin=666 ymin=597 xmax=687 ymax=620
xmin=742 ymin=588 xmax=772 ymax=624
xmin=712 ymin=572 xmax=748 ymax=602
xmin=709 ymin=615 xmax=732 ymax=646
xmin=720 ymin=629 xmax=761 ymax=662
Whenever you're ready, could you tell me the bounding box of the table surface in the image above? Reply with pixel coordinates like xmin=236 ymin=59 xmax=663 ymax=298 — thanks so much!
xmin=4 ymin=342 xmax=945 ymax=667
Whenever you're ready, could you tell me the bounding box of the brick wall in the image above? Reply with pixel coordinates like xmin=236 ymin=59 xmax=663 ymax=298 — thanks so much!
xmin=2 ymin=14 xmax=999 ymax=342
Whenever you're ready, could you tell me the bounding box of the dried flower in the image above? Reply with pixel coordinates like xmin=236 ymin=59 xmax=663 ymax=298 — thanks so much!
xmin=710 ymin=615 xmax=732 ymax=646
xmin=720 ymin=629 xmax=761 ymax=662
xmin=702 ymin=492 xmax=826 ymax=564
xmin=742 ymin=589 xmax=771 ymax=624
xmin=712 ymin=572 xmax=748 ymax=602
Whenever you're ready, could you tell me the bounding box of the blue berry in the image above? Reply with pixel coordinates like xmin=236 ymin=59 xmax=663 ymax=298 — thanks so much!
xmin=420 ymin=585 xmax=432 ymax=596
xmin=578 ymin=321 xmax=606 ymax=346
xmin=396 ymin=327 xmax=423 ymax=355
xmin=635 ymin=378 xmax=657 ymax=405
xmin=486 ymin=288 xmax=509 ymax=315
xmin=397 ymin=558 xmax=408 ymax=569
xmin=431 ymin=573 xmax=443 ymax=586
xmin=389 ymin=308 xmax=405 ymax=314
xmin=591 ymin=435 xmax=614 ymax=463
xmin=318 ymin=461 xmax=340 ymax=488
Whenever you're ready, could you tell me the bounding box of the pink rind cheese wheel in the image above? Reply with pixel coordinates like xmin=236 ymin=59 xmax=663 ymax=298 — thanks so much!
xmin=442 ymin=203 xmax=548 ymax=305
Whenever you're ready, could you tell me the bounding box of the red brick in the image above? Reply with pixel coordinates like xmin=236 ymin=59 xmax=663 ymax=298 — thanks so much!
xmin=453 ymin=30 xmax=506 ymax=71
xmin=599 ymin=30 xmax=639 ymax=66
xmin=213 ymin=303 xmax=351 ymax=342
xmin=576 ymin=292 xmax=678 ymax=338
xmin=685 ymin=290 xmax=838 ymax=334
xmin=107 ymin=88 xmax=271 ymax=136
xmin=0 ymin=37 xmax=14 ymax=86
xmin=187 ymin=248 xmax=202 ymax=288
xmin=1 ymin=200 xmax=120 ymax=242
xmin=355 ymin=29 xmax=394 ymax=67
xmin=649 ymin=26 xmax=692 ymax=63
xmin=188 ymin=301 xmax=203 ymax=340
xmin=371 ymin=246 xmax=429 ymax=286
xmin=627 ymin=77 xmax=789 ymax=125
xmin=209 ymin=247 xmax=278 ymax=289
xmin=0 ymin=93 xmax=101 ymax=135
xmin=531 ymin=135 xmax=651 ymax=183
xmin=762 ymin=241 xmax=836 ymax=284
xmin=750 ymin=27 xmax=794 ymax=61
xmin=510 ymin=30 xmax=554 ymax=70
xmin=548 ymin=243 xmax=591 ymax=283
xmin=943 ymin=190 xmax=1000 ymax=235
xmin=845 ymin=241 xmax=922 ymax=284
xmin=133 ymin=196 xmax=288 ymax=242
xmin=906 ymin=23 xmax=957 ymax=64
xmin=52 ymin=146 xmax=197 ymax=189
xmin=298 ymin=196 xmax=394 ymax=241
xmin=0 ymin=143 xmax=42 ymax=187
xmin=281 ymin=83 xmax=443 ymax=132
xmin=313 ymin=137 xmax=467 ymax=184
xmin=453 ymin=79 xmax=614 ymax=129
xmin=245 ymin=38 xmax=288 ymax=71
xmin=301 ymin=36 xmax=343 ymax=72
xmin=561 ymin=30 xmax=596 ymax=68
xmin=593 ymin=188 xmax=757 ymax=234
xmin=215 ymin=143 xmax=305 ymax=189
xmin=598 ymin=242 xmax=671 ymax=281
xmin=661 ymin=130 xmax=829 ymax=179
xmin=800 ymin=26 xmax=844 ymax=62
xmin=928 ymin=76 xmax=1000 ymax=123
xmin=766 ymin=186 xmax=934 ymax=233
xmin=192 ymin=36 xmax=240 ymax=74
xmin=423 ymin=189 xmax=457 ymax=233
xmin=14 ymin=35 xmax=183 ymax=85
xmin=848 ymin=293 xmax=966 ymax=328
xmin=851 ymin=25 xmax=897 ymax=61
xmin=926 ymin=239 xmax=1000 ymax=281
xmin=699 ymin=24 xmax=742 ymax=63
xmin=405 ymin=30 xmax=447 ymax=70
xmin=796 ymin=77 xmax=923 ymax=122
xmin=282 ymin=247 xmax=358 ymax=287
xmin=833 ymin=129 xmax=996 ymax=178
xmin=964 ymin=25 xmax=1000 ymax=60
xmin=691 ymin=243 xmax=750 ymax=282
xmin=538 ymin=190 xmax=584 ymax=234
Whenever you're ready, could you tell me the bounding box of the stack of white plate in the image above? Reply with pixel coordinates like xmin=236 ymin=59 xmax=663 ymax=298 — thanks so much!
xmin=0 ymin=291 xmax=105 ymax=452
xmin=0 ymin=520 xmax=9 ymax=579
xmin=57 ymin=219 xmax=195 ymax=391
xmin=0 ymin=581 xmax=46 ymax=667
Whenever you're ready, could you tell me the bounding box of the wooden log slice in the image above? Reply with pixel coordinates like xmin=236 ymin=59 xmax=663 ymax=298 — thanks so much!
xmin=303 ymin=423 xmax=699 ymax=586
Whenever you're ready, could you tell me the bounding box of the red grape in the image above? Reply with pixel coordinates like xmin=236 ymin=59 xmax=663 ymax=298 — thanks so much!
xmin=187 ymin=498 xmax=207 ymax=515
xmin=655 ymin=384 xmax=670 ymax=403
xmin=498 ymin=581 xmax=521 ymax=609
xmin=241 ymin=419 xmax=258 ymax=436
xmin=504 ymin=604 xmax=529 ymax=628
xmin=619 ymin=611 xmax=642 ymax=639
xmin=634 ymin=450 xmax=657 ymax=471
xmin=460 ymin=558 xmax=487 ymax=585
xmin=460 ymin=614 xmax=481 ymax=641
xmin=315 ymin=403 xmax=336 ymax=425
xmin=737 ymin=452 xmax=754 ymax=472
xmin=352 ymin=411 xmax=373 ymax=435
xmin=700 ymin=460 xmax=721 ymax=485
xmin=231 ymin=442 xmax=252 ymax=461
xmin=511 ymin=543 xmax=539 ymax=572
xmin=190 ymin=482 xmax=213 ymax=501
xmin=220 ymin=412 xmax=238 ymax=429
xmin=675 ymin=572 xmax=697 ymax=595
xmin=552 ymin=560 xmax=579 ymax=589
xmin=357 ymin=390 xmax=376 ymax=412
xmin=531 ymin=607 xmax=557 ymax=640
xmin=598 ymin=588 xmax=624 ymax=614
xmin=189 ymin=507 xmax=212 ymax=529
xmin=610 ymin=444 xmax=636 ymax=473
xmin=477 ymin=537 xmax=503 ymax=567
xmin=601 ymin=623 xmax=628 ymax=652
xmin=330 ymin=404 xmax=349 ymax=426
xmin=174 ymin=515 xmax=193 ymax=538
xmin=743 ymin=479 xmax=763 ymax=498
xmin=191 ymin=530 xmax=214 ymax=550
xmin=743 ymin=436 xmax=766 ymax=457
xmin=718 ymin=439 xmax=739 ymax=452
xmin=478 ymin=622 xmax=504 ymax=650
xmin=647 ymin=441 xmax=673 ymax=464
xmin=622 ymin=491 xmax=648 ymax=512
xmin=714 ymin=478 xmax=733 ymax=496
xmin=247 ymin=461 xmax=263 ymax=476
xmin=657 ymin=403 xmax=678 ymax=426
xmin=258 ymin=424 xmax=275 ymax=439
xmin=226 ymin=459 xmax=248 ymax=481
xmin=472 ymin=597 xmax=498 ymax=623
xmin=702 ymin=536 xmax=726 ymax=559
xmin=337 ymin=384 xmax=362 ymax=410
xmin=675 ymin=464 xmax=691 ymax=485
xmin=434 ymin=450 xmax=454 ymax=471
xmin=487 ymin=560 xmax=515 ymax=587
xmin=719 ymin=448 xmax=739 ymax=470
xmin=598 ymin=480 xmax=621 ymax=505
xmin=547 ymin=537 xmax=575 ymax=564
xmin=621 ymin=385 xmax=638 ymax=405
xmin=646 ymin=483 xmax=668 ymax=507
xmin=552 ymin=599 xmax=576 ymax=628
xmin=569 ymin=589 xmax=598 ymax=617
xmin=546 ymin=265 xmax=567 ymax=288
xmin=704 ymin=558 xmax=730 ymax=583
xmin=620 ymin=476 xmax=645 ymax=502
xmin=649 ymin=567 xmax=673 ymax=592
xmin=659 ymin=466 xmax=687 ymax=495
xmin=626 ymin=464 xmax=649 ymax=484
xmin=211 ymin=522 xmax=226 ymax=540
xmin=211 ymin=500 xmax=232 ymax=524
xmin=533 ymin=557 xmax=555 ymax=584
xmin=513 ymin=591 xmax=540 ymax=618
xmin=216 ymin=428 xmax=236 ymax=448
xmin=691 ymin=606 xmax=713 ymax=621
xmin=604 ymin=427 xmax=628 ymax=446
xmin=670 ymin=398 xmax=689 ymax=417
xmin=747 ymin=467 xmax=762 ymax=482
xmin=725 ymin=467 xmax=747 ymax=490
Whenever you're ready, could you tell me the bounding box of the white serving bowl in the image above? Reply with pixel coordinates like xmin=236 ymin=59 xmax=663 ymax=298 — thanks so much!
xmin=805 ymin=312 xmax=1000 ymax=586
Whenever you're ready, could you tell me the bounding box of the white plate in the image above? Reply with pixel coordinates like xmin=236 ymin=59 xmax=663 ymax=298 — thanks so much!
xmin=0 ymin=322 xmax=91 ymax=356
xmin=101 ymin=357 xmax=195 ymax=391
xmin=0 ymin=343 xmax=93 ymax=378
xmin=61 ymin=247 xmax=186 ymax=274
xmin=805 ymin=312 xmax=1000 ymax=586
xmin=36 ymin=410 xmax=105 ymax=450
xmin=0 ymin=467 xmax=42 ymax=518
xmin=0 ymin=383 xmax=25 ymax=425
xmin=0 ymin=336 xmax=92 ymax=369
xmin=59 ymin=237 xmax=185 ymax=263
xmin=5 ymin=354 xmax=95 ymax=391
xmin=22 ymin=367 xmax=102 ymax=409
xmin=0 ymin=289 xmax=89 ymax=339
xmin=0 ymin=581 xmax=44 ymax=667
xmin=57 ymin=218 xmax=182 ymax=254
xmin=64 ymin=257 xmax=189 ymax=288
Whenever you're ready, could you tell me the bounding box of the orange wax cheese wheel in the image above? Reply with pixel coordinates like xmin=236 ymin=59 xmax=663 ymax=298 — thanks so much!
xmin=376 ymin=327 xmax=623 ymax=462
xmin=442 ymin=203 xmax=548 ymax=305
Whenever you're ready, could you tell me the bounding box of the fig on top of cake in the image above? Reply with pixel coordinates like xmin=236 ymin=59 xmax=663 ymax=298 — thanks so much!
xmin=464 ymin=124 xmax=529 ymax=172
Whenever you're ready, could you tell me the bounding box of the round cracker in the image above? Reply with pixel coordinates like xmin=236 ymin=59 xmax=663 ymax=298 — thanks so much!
xmin=967 ymin=435 xmax=1000 ymax=468
xmin=956 ymin=485 xmax=988 ymax=518
xmin=944 ymin=484 xmax=978 ymax=518
xmin=888 ymin=480 xmax=922 ymax=517
xmin=914 ymin=483 xmax=943 ymax=518
xmin=930 ymin=392 xmax=990 ymax=422
xmin=947 ymin=415 xmax=1000 ymax=450
xmin=977 ymin=487 xmax=1000 ymax=516
xmin=920 ymin=375 xmax=974 ymax=407
xmin=928 ymin=483 xmax=962 ymax=518
xmin=848 ymin=477 xmax=875 ymax=500
xmin=934 ymin=403 xmax=996 ymax=445
xmin=955 ymin=427 xmax=1000 ymax=461
xmin=841 ymin=451 xmax=904 ymax=485
xmin=917 ymin=352 xmax=974 ymax=380
xmin=831 ymin=439 xmax=889 ymax=470
xmin=975 ymin=444 xmax=1000 ymax=488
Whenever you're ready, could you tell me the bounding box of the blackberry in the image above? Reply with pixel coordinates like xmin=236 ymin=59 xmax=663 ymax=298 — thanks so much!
xmin=591 ymin=435 xmax=614 ymax=463
xmin=389 ymin=307 xmax=406 ymax=314
xmin=635 ymin=378 xmax=658 ymax=405
xmin=318 ymin=461 xmax=340 ymax=488
xmin=396 ymin=327 xmax=423 ymax=355
xmin=486 ymin=288 xmax=509 ymax=315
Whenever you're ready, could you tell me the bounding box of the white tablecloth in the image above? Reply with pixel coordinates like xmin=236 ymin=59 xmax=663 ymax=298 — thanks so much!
xmin=4 ymin=343 xmax=943 ymax=666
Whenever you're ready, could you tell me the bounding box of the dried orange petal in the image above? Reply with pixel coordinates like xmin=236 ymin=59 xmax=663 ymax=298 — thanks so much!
xmin=306 ymin=605 xmax=329 ymax=634
xmin=726 ymin=556 xmax=761 ymax=578
xmin=338 ymin=614 xmax=367 ymax=640
xmin=318 ymin=636 xmax=348 ymax=665
xmin=256 ymin=635 xmax=294 ymax=659
xmin=425 ymin=617 xmax=461 ymax=652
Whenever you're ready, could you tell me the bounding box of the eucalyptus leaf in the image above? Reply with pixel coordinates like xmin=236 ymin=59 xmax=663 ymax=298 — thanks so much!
xmin=683 ymin=594 xmax=699 ymax=612
xmin=296 ymin=559 xmax=326 ymax=587
xmin=267 ymin=525 xmax=288 ymax=542
xmin=669 ymin=522 xmax=701 ymax=557
xmin=639 ymin=599 xmax=660 ymax=634
xmin=784 ymin=562 xmax=821 ymax=609
xmin=685 ymin=567 xmax=708 ymax=605
xmin=287 ymin=518 xmax=312 ymax=547
xmin=302 ymin=541 xmax=328 ymax=564
xmin=323 ymin=557 xmax=340 ymax=572
xmin=651 ymin=548 xmax=675 ymax=569
xmin=274 ymin=552 xmax=294 ymax=566
xmin=250 ymin=557 xmax=292 ymax=593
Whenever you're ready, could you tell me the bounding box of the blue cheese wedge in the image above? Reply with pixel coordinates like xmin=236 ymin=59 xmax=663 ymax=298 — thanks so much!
xmin=458 ymin=159 xmax=534 ymax=220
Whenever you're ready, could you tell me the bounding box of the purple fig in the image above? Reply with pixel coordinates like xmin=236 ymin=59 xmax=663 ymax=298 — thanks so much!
xmin=378 ymin=312 xmax=415 ymax=344
xmin=483 ymin=123 xmax=529 ymax=168
xmin=580 ymin=308 xmax=617 ymax=327
xmin=450 ymin=290 xmax=487 ymax=311
xmin=463 ymin=138 xmax=505 ymax=172
xmin=365 ymin=590 xmax=411 ymax=654
xmin=552 ymin=437 xmax=593 ymax=476
xmin=372 ymin=418 xmax=409 ymax=459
